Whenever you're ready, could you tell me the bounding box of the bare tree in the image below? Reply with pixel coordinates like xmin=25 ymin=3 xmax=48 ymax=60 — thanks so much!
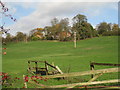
xmin=0 ymin=1 xmax=16 ymax=34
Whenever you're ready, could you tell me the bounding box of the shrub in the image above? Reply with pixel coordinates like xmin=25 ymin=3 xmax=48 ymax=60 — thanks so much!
xmin=31 ymin=36 xmax=40 ymax=41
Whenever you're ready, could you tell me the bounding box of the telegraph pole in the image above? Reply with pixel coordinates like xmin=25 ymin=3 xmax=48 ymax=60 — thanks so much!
xmin=74 ymin=31 xmax=76 ymax=48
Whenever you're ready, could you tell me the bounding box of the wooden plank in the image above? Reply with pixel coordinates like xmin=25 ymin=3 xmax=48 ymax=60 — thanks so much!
xmin=28 ymin=61 xmax=31 ymax=71
xmin=47 ymin=79 xmax=120 ymax=88
xmin=91 ymin=62 xmax=120 ymax=66
xmin=102 ymin=87 xmax=120 ymax=89
xmin=77 ymin=86 xmax=120 ymax=89
xmin=29 ymin=81 xmax=46 ymax=87
xmin=23 ymin=75 xmax=27 ymax=88
xmin=42 ymin=68 xmax=119 ymax=79
xmin=88 ymin=73 xmax=103 ymax=82
xmin=55 ymin=66 xmax=63 ymax=74
xmin=35 ymin=62 xmax=38 ymax=73
xmin=67 ymin=73 xmax=103 ymax=88
xmin=27 ymin=69 xmax=35 ymax=75
xmin=90 ymin=63 xmax=94 ymax=78
xmin=45 ymin=61 xmax=48 ymax=75
xmin=45 ymin=62 xmax=56 ymax=69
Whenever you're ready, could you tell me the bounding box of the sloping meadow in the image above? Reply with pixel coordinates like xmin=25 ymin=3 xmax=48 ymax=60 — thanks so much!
xmin=2 ymin=36 xmax=119 ymax=88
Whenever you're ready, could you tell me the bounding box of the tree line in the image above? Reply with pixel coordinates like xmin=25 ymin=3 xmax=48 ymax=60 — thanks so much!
xmin=2 ymin=14 xmax=120 ymax=43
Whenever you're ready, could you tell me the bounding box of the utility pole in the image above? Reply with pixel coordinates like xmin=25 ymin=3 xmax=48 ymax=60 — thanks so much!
xmin=74 ymin=31 xmax=76 ymax=48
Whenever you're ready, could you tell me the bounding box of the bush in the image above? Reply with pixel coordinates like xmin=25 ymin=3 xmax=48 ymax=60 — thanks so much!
xmin=46 ymin=36 xmax=53 ymax=40
xmin=31 ymin=36 xmax=40 ymax=41
xmin=102 ymin=31 xmax=112 ymax=36
xmin=102 ymin=31 xmax=119 ymax=36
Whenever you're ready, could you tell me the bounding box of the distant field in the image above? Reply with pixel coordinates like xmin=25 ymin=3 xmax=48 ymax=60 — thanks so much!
xmin=2 ymin=36 xmax=119 ymax=87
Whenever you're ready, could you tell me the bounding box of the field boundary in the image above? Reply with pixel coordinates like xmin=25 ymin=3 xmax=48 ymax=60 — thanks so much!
xmin=90 ymin=62 xmax=120 ymax=78
xmin=46 ymin=79 xmax=119 ymax=88
xmin=42 ymin=67 xmax=119 ymax=79
xmin=28 ymin=67 xmax=120 ymax=88
xmin=90 ymin=62 xmax=120 ymax=66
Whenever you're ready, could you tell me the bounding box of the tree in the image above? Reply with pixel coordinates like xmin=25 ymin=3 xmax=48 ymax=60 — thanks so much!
xmin=58 ymin=18 xmax=71 ymax=41
xmin=112 ymin=24 xmax=119 ymax=35
xmin=72 ymin=14 xmax=87 ymax=24
xmin=50 ymin=18 xmax=60 ymax=39
xmin=0 ymin=1 xmax=16 ymax=34
xmin=97 ymin=22 xmax=111 ymax=35
xmin=5 ymin=33 xmax=12 ymax=42
xmin=44 ymin=26 xmax=54 ymax=40
xmin=112 ymin=24 xmax=119 ymax=31
xmin=29 ymin=28 xmax=44 ymax=41
xmin=107 ymin=23 xmax=112 ymax=31
xmin=96 ymin=22 xmax=119 ymax=36
xmin=16 ymin=32 xmax=26 ymax=42
xmin=83 ymin=22 xmax=94 ymax=38
xmin=49 ymin=17 xmax=70 ymax=40
xmin=51 ymin=18 xmax=59 ymax=26
xmin=72 ymin=14 xmax=96 ymax=39
xmin=59 ymin=18 xmax=69 ymax=31
xmin=72 ymin=14 xmax=87 ymax=39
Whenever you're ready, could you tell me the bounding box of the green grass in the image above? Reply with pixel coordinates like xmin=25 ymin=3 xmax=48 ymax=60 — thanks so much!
xmin=2 ymin=36 xmax=119 ymax=88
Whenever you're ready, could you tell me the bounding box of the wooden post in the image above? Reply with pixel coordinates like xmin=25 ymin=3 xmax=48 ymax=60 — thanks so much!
xmin=28 ymin=61 xmax=31 ymax=71
xmin=88 ymin=73 xmax=103 ymax=82
xmin=45 ymin=61 xmax=48 ymax=75
xmin=90 ymin=62 xmax=94 ymax=78
xmin=35 ymin=62 xmax=38 ymax=74
xmin=23 ymin=75 xmax=27 ymax=88
xmin=55 ymin=66 xmax=63 ymax=74
xmin=74 ymin=32 xmax=76 ymax=48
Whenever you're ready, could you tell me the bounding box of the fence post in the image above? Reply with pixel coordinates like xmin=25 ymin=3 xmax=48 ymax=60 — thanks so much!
xmin=90 ymin=61 xmax=94 ymax=78
xmin=23 ymin=75 xmax=27 ymax=88
xmin=45 ymin=61 xmax=48 ymax=75
xmin=74 ymin=32 xmax=76 ymax=48
xmin=28 ymin=61 xmax=31 ymax=71
xmin=35 ymin=61 xmax=38 ymax=74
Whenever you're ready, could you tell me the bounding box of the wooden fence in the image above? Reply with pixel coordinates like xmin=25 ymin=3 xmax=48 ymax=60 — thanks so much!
xmin=47 ymin=79 xmax=119 ymax=88
xmin=42 ymin=67 xmax=119 ymax=79
xmin=28 ymin=67 xmax=120 ymax=88
xmin=90 ymin=62 xmax=120 ymax=78
xmin=90 ymin=62 xmax=120 ymax=67
xmin=27 ymin=60 xmax=63 ymax=75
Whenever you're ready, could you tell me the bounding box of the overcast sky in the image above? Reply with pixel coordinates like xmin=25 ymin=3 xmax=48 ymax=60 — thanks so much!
xmin=1 ymin=0 xmax=119 ymax=36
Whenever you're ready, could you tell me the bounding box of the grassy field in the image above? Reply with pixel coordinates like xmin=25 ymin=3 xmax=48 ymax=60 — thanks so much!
xmin=2 ymin=36 xmax=119 ymax=88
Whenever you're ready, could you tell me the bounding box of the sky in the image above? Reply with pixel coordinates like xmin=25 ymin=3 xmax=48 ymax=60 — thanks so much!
xmin=0 ymin=0 xmax=119 ymax=36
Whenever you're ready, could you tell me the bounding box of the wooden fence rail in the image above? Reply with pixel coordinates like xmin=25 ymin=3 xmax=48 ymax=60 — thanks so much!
xmin=90 ymin=62 xmax=120 ymax=67
xmin=90 ymin=62 xmax=120 ymax=78
xmin=47 ymin=79 xmax=120 ymax=88
xmin=28 ymin=67 xmax=120 ymax=88
xmin=42 ymin=67 xmax=119 ymax=79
